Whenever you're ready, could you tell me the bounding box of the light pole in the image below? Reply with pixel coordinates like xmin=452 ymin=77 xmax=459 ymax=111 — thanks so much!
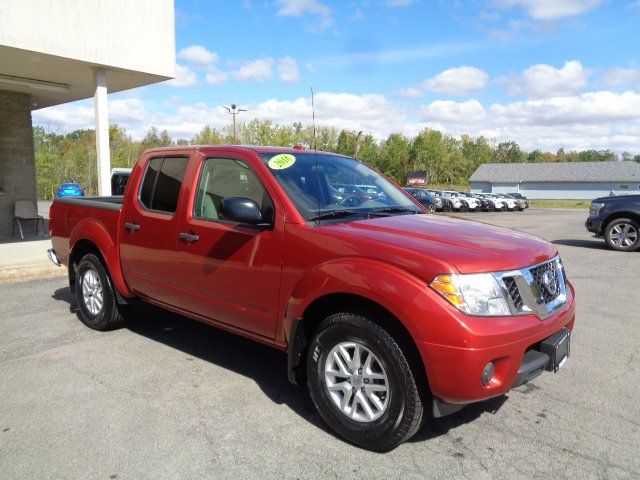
xmin=222 ymin=104 xmax=246 ymax=145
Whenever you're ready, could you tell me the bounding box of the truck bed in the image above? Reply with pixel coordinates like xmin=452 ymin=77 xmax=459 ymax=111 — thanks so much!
xmin=49 ymin=196 xmax=124 ymax=267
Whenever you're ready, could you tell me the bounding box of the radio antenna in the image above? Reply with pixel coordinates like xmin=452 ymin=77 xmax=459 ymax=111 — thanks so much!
xmin=311 ymin=87 xmax=321 ymax=222
xmin=311 ymin=87 xmax=317 ymax=151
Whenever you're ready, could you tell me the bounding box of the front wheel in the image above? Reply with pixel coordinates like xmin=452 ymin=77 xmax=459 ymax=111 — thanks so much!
xmin=75 ymin=253 xmax=129 ymax=330
xmin=604 ymin=218 xmax=640 ymax=251
xmin=428 ymin=204 xmax=436 ymax=213
xmin=307 ymin=313 xmax=425 ymax=451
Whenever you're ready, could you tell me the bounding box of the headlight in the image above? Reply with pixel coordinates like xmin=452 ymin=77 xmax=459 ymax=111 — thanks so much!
xmin=589 ymin=202 xmax=605 ymax=216
xmin=430 ymin=273 xmax=511 ymax=316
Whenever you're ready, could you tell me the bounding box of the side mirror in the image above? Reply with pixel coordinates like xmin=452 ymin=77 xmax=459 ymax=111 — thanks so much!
xmin=220 ymin=197 xmax=267 ymax=227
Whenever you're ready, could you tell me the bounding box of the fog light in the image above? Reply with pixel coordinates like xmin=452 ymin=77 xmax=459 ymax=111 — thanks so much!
xmin=482 ymin=362 xmax=494 ymax=386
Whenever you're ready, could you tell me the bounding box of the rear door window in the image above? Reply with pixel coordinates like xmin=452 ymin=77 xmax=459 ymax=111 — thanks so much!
xmin=139 ymin=156 xmax=189 ymax=213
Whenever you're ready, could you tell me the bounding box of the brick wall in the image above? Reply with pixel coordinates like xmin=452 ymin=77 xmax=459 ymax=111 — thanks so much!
xmin=0 ymin=90 xmax=37 ymax=239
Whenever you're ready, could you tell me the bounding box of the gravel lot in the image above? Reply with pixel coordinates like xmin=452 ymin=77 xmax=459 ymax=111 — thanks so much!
xmin=1 ymin=208 xmax=639 ymax=479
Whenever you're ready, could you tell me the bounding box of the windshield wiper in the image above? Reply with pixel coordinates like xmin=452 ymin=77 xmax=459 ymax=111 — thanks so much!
xmin=309 ymin=210 xmax=359 ymax=222
xmin=368 ymin=207 xmax=418 ymax=217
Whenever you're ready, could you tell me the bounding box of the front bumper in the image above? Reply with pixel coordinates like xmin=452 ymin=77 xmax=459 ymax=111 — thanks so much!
xmin=585 ymin=217 xmax=603 ymax=234
xmin=418 ymin=288 xmax=575 ymax=408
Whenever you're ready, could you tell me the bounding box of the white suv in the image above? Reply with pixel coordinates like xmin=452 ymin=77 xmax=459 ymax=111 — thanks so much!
xmin=443 ymin=190 xmax=479 ymax=212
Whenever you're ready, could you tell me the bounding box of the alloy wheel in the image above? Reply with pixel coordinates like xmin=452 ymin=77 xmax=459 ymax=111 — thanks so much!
xmin=324 ymin=341 xmax=390 ymax=423
xmin=609 ymin=223 xmax=638 ymax=248
xmin=81 ymin=269 xmax=103 ymax=315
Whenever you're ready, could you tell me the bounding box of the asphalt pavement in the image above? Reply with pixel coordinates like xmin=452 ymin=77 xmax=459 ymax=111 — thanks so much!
xmin=1 ymin=208 xmax=639 ymax=479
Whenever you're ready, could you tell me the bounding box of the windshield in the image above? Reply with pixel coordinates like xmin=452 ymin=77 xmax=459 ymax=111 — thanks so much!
xmin=260 ymin=152 xmax=421 ymax=221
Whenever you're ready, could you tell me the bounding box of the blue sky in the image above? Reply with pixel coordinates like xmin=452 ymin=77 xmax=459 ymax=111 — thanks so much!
xmin=34 ymin=0 xmax=640 ymax=152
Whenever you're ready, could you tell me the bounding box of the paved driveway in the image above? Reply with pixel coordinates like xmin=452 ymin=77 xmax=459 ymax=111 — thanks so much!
xmin=1 ymin=208 xmax=638 ymax=479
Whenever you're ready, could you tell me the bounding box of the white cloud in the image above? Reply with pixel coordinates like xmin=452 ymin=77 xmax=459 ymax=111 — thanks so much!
xmin=502 ymin=60 xmax=590 ymax=98
xmin=205 ymin=70 xmax=230 ymax=86
xmin=177 ymin=45 xmax=219 ymax=68
xmin=276 ymin=0 xmax=333 ymax=31
xmin=495 ymin=0 xmax=605 ymax=20
xmin=278 ymin=57 xmax=301 ymax=83
xmin=490 ymin=90 xmax=640 ymax=125
xmin=422 ymin=100 xmax=486 ymax=122
xmin=602 ymin=66 xmax=640 ymax=89
xmin=32 ymin=89 xmax=640 ymax=154
xmin=166 ymin=64 xmax=197 ymax=87
xmin=233 ymin=58 xmax=274 ymax=83
xmin=386 ymin=0 xmax=414 ymax=6
xmin=421 ymin=66 xmax=489 ymax=95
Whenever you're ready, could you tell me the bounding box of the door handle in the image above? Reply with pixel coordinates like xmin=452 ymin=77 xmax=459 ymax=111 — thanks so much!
xmin=179 ymin=232 xmax=199 ymax=243
xmin=124 ymin=222 xmax=140 ymax=232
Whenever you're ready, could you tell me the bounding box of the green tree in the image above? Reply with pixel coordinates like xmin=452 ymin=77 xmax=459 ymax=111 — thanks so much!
xmin=378 ymin=133 xmax=410 ymax=184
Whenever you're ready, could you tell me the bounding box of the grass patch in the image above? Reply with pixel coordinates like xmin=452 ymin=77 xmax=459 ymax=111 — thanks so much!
xmin=529 ymin=199 xmax=590 ymax=209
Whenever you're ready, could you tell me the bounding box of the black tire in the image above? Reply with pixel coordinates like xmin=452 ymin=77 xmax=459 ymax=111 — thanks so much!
xmin=75 ymin=253 xmax=129 ymax=330
xmin=459 ymin=203 xmax=469 ymax=212
xmin=604 ymin=218 xmax=640 ymax=252
xmin=307 ymin=313 xmax=425 ymax=452
xmin=428 ymin=204 xmax=436 ymax=213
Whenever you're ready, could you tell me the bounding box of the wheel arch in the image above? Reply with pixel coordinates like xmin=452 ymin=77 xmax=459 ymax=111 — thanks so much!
xmin=602 ymin=211 xmax=640 ymax=232
xmin=288 ymin=292 xmax=429 ymax=399
xmin=68 ymin=220 xmax=134 ymax=299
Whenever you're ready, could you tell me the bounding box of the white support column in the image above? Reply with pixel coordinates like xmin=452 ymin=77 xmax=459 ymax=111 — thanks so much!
xmin=93 ymin=68 xmax=111 ymax=196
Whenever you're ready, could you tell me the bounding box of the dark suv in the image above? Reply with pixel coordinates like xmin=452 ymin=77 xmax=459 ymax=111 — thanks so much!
xmin=586 ymin=194 xmax=640 ymax=251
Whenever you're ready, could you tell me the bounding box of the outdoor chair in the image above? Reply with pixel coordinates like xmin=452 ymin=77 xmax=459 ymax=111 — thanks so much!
xmin=13 ymin=200 xmax=45 ymax=240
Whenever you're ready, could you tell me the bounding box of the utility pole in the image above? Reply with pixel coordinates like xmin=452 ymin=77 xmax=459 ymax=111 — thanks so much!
xmin=222 ymin=104 xmax=246 ymax=145
xmin=354 ymin=131 xmax=363 ymax=159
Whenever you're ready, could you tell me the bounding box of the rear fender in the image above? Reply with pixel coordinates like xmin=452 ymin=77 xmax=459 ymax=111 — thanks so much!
xmin=69 ymin=219 xmax=133 ymax=298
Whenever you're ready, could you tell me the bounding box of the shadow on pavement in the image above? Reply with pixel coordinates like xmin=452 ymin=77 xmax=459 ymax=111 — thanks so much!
xmin=410 ymin=395 xmax=508 ymax=443
xmin=52 ymin=285 xmax=506 ymax=446
xmin=551 ymin=238 xmax=607 ymax=250
xmin=51 ymin=286 xmax=330 ymax=435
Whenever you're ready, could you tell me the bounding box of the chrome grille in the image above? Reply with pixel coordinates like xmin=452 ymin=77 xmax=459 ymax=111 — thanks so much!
xmin=503 ymin=276 xmax=523 ymax=309
xmin=493 ymin=257 xmax=568 ymax=320
xmin=530 ymin=260 xmax=561 ymax=304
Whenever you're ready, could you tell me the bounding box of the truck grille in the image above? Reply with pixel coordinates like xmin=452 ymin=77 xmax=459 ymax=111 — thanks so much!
xmin=530 ymin=260 xmax=561 ymax=304
xmin=503 ymin=277 xmax=523 ymax=309
xmin=495 ymin=257 xmax=567 ymax=320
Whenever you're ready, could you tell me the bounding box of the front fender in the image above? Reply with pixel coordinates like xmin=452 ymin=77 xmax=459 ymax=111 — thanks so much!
xmin=69 ymin=219 xmax=133 ymax=298
xmin=283 ymin=257 xmax=430 ymax=345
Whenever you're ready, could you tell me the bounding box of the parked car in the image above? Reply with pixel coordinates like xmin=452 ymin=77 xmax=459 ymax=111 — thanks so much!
xmin=56 ymin=182 xmax=85 ymax=198
xmin=111 ymin=168 xmax=132 ymax=195
xmin=476 ymin=193 xmax=506 ymax=211
xmin=504 ymin=193 xmax=528 ymax=211
xmin=492 ymin=194 xmax=518 ymax=211
xmin=49 ymin=146 xmax=575 ymax=451
xmin=426 ymin=189 xmax=453 ymax=211
xmin=403 ymin=187 xmax=438 ymax=212
xmin=443 ymin=190 xmax=480 ymax=212
xmin=355 ymin=184 xmax=386 ymax=200
xmin=509 ymin=192 xmax=527 ymax=201
xmin=460 ymin=192 xmax=491 ymax=211
xmin=331 ymin=184 xmax=373 ymax=205
xmin=586 ymin=194 xmax=640 ymax=251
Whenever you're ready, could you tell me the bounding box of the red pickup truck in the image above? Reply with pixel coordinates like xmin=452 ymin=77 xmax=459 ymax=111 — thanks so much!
xmin=49 ymin=146 xmax=575 ymax=451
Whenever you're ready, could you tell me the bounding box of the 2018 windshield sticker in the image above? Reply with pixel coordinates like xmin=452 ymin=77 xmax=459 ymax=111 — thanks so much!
xmin=268 ymin=154 xmax=296 ymax=170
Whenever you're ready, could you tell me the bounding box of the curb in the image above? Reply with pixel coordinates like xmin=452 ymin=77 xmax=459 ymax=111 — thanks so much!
xmin=0 ymin=262 xmax=67 ymax=284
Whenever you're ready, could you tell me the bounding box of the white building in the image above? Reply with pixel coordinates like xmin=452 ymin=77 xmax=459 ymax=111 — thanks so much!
xmin=470 ymin=161 xmax=640 ymax=200
xmin=0 ymin=0 xmax=175 ymax=238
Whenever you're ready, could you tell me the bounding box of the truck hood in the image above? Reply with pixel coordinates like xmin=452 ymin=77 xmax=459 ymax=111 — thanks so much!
xmin=327 ymin=214 xmax=557 ymax=274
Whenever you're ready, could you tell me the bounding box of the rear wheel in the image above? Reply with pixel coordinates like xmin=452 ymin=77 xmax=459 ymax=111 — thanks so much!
xmin=428 ymin=204 xmax=436 ymax=213
xmin=75 ymin=253 xmax=129 ymax=330
xmin=307 ymin=313 xmax=425 ymax=451
xmin=459 ymin=203 xmax=469 ymax=212
xmin=604 ymin=218 xmax=640 ymax=251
